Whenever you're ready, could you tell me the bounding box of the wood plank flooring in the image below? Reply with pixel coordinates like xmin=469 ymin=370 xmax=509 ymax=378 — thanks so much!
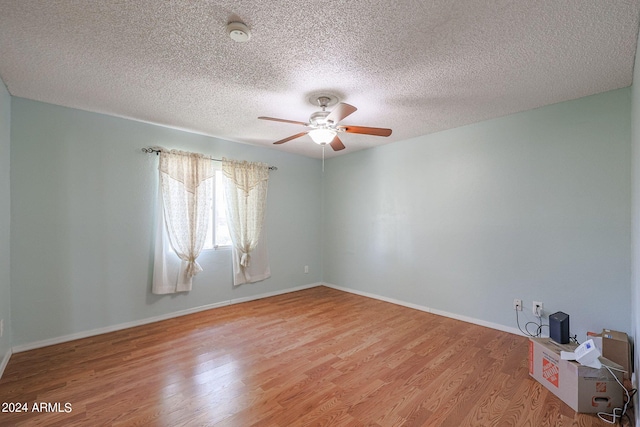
xmin=0 ymin=286 xmax=631 ymax=426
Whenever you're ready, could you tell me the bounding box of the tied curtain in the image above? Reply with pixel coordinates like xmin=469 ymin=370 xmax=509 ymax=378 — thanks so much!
xmin=222 ymin=158 xmax=271 ymax=286
xmin=152 ymin=150 xmax=213 ymax=294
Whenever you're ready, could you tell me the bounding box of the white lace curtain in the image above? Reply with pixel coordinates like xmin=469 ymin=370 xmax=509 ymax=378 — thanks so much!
xmin=152 ymin=150 xmax=213 ymax=294
xmin=222 ymin=158 xmax=271 ymax=286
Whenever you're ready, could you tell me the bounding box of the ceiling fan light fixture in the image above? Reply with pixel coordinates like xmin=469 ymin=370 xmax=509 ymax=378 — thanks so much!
xmin=309 ymin=128 xmax=336 ymax=145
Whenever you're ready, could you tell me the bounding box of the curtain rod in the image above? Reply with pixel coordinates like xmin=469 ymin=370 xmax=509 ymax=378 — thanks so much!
xmin=142 ymin=147 xmax=277 ymax=170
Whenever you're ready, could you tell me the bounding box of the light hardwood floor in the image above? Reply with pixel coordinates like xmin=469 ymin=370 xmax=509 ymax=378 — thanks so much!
xmin=0 ymin=286 xmax=631 ymax=426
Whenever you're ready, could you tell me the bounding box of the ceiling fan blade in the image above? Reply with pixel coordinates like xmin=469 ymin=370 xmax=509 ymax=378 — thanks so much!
xmin=330 ymin=135 xmax=346 ymax=151
xmin=273 ymin=131 xmax=309 ymax=145
xmin=326 ymin=103 xmax=357 ymax=124
xmin=259 ymin=116 xmax=308 ymax=126
xmin=338 ymin=125 xmax=392 ymax=137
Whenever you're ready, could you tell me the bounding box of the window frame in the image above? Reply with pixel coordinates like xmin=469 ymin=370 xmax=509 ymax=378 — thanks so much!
xmin=203 ymin=169 xmax=232 ymax=251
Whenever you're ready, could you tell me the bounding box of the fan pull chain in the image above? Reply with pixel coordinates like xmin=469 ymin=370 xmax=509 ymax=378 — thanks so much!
xmin=322 ymin=145 xmax=325 ymax=172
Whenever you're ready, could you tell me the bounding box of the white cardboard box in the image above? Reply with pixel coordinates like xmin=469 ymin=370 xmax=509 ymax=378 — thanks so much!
xmin=529 ymin=338 xmax=623 ymax=413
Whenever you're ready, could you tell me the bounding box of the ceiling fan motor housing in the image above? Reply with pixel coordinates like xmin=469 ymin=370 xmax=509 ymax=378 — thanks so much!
xmin=309 ymin=110 xmax=331 ymax=127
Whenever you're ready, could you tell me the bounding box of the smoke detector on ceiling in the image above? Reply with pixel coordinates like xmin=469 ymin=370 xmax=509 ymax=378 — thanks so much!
xmin=227 ymin=22 xmax=251 ymax=43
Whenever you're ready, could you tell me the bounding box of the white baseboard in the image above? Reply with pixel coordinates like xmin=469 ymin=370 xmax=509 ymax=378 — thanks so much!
xmin=12 ymin=282 xmax=525 ymax=354
xmin=0 ymin=348 xmax=11 ymax=379
xmin=322 ymin=282 xmax=523 ymax=337
xmin=12 ymin=282 xmax=322 ymax=354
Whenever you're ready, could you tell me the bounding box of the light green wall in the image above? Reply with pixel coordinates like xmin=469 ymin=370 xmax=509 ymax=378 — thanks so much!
xmin=0 ymin=78 xmax=12 ymax=362
xmin=323 ymin=88 xmax=632 ymax=340
xmin=10 ymin=98 xmax=322 ymax=346
xmin=6 ymin=85 xmax=635 ymax=352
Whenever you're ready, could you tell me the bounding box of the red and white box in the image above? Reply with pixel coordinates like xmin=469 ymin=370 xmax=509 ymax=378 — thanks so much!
xmin=529 ymin=338 xmax=623 ymax=413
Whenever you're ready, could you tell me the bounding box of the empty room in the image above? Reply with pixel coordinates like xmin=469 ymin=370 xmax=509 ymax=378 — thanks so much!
xmin=1 ymin=1 xmax=639 ymax=426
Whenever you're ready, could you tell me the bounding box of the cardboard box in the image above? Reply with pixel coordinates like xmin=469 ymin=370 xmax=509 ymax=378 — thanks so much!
xmin=586 ymin=330 xmax=632 ymax=380
xmin=529 ymin=338 xmax=623 ymax=413
xmin=601 ymin=330 xmax=632 ymax=380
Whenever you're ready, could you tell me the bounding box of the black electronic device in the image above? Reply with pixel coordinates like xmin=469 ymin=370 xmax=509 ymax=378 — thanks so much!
xmin=549 ymin=311 xmax=570 ymax=344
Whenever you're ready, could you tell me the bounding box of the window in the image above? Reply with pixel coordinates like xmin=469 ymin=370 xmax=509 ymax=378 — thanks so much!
xmin=204 ymin=170 xmax=232 ymax=249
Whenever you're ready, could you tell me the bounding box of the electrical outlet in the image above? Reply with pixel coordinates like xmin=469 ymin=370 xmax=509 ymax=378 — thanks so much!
xmin=304 ymin=265 xmax=309 ymax=274
xmin=513 ymin=299 xmax=522 ymax=311
xmin=533 ymin=301 xmax=543 ymax=317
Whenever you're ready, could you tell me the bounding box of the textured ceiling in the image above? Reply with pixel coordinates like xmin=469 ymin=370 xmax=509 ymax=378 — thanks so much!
xmin=0 ymin=1 xmax=638 ymax=159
